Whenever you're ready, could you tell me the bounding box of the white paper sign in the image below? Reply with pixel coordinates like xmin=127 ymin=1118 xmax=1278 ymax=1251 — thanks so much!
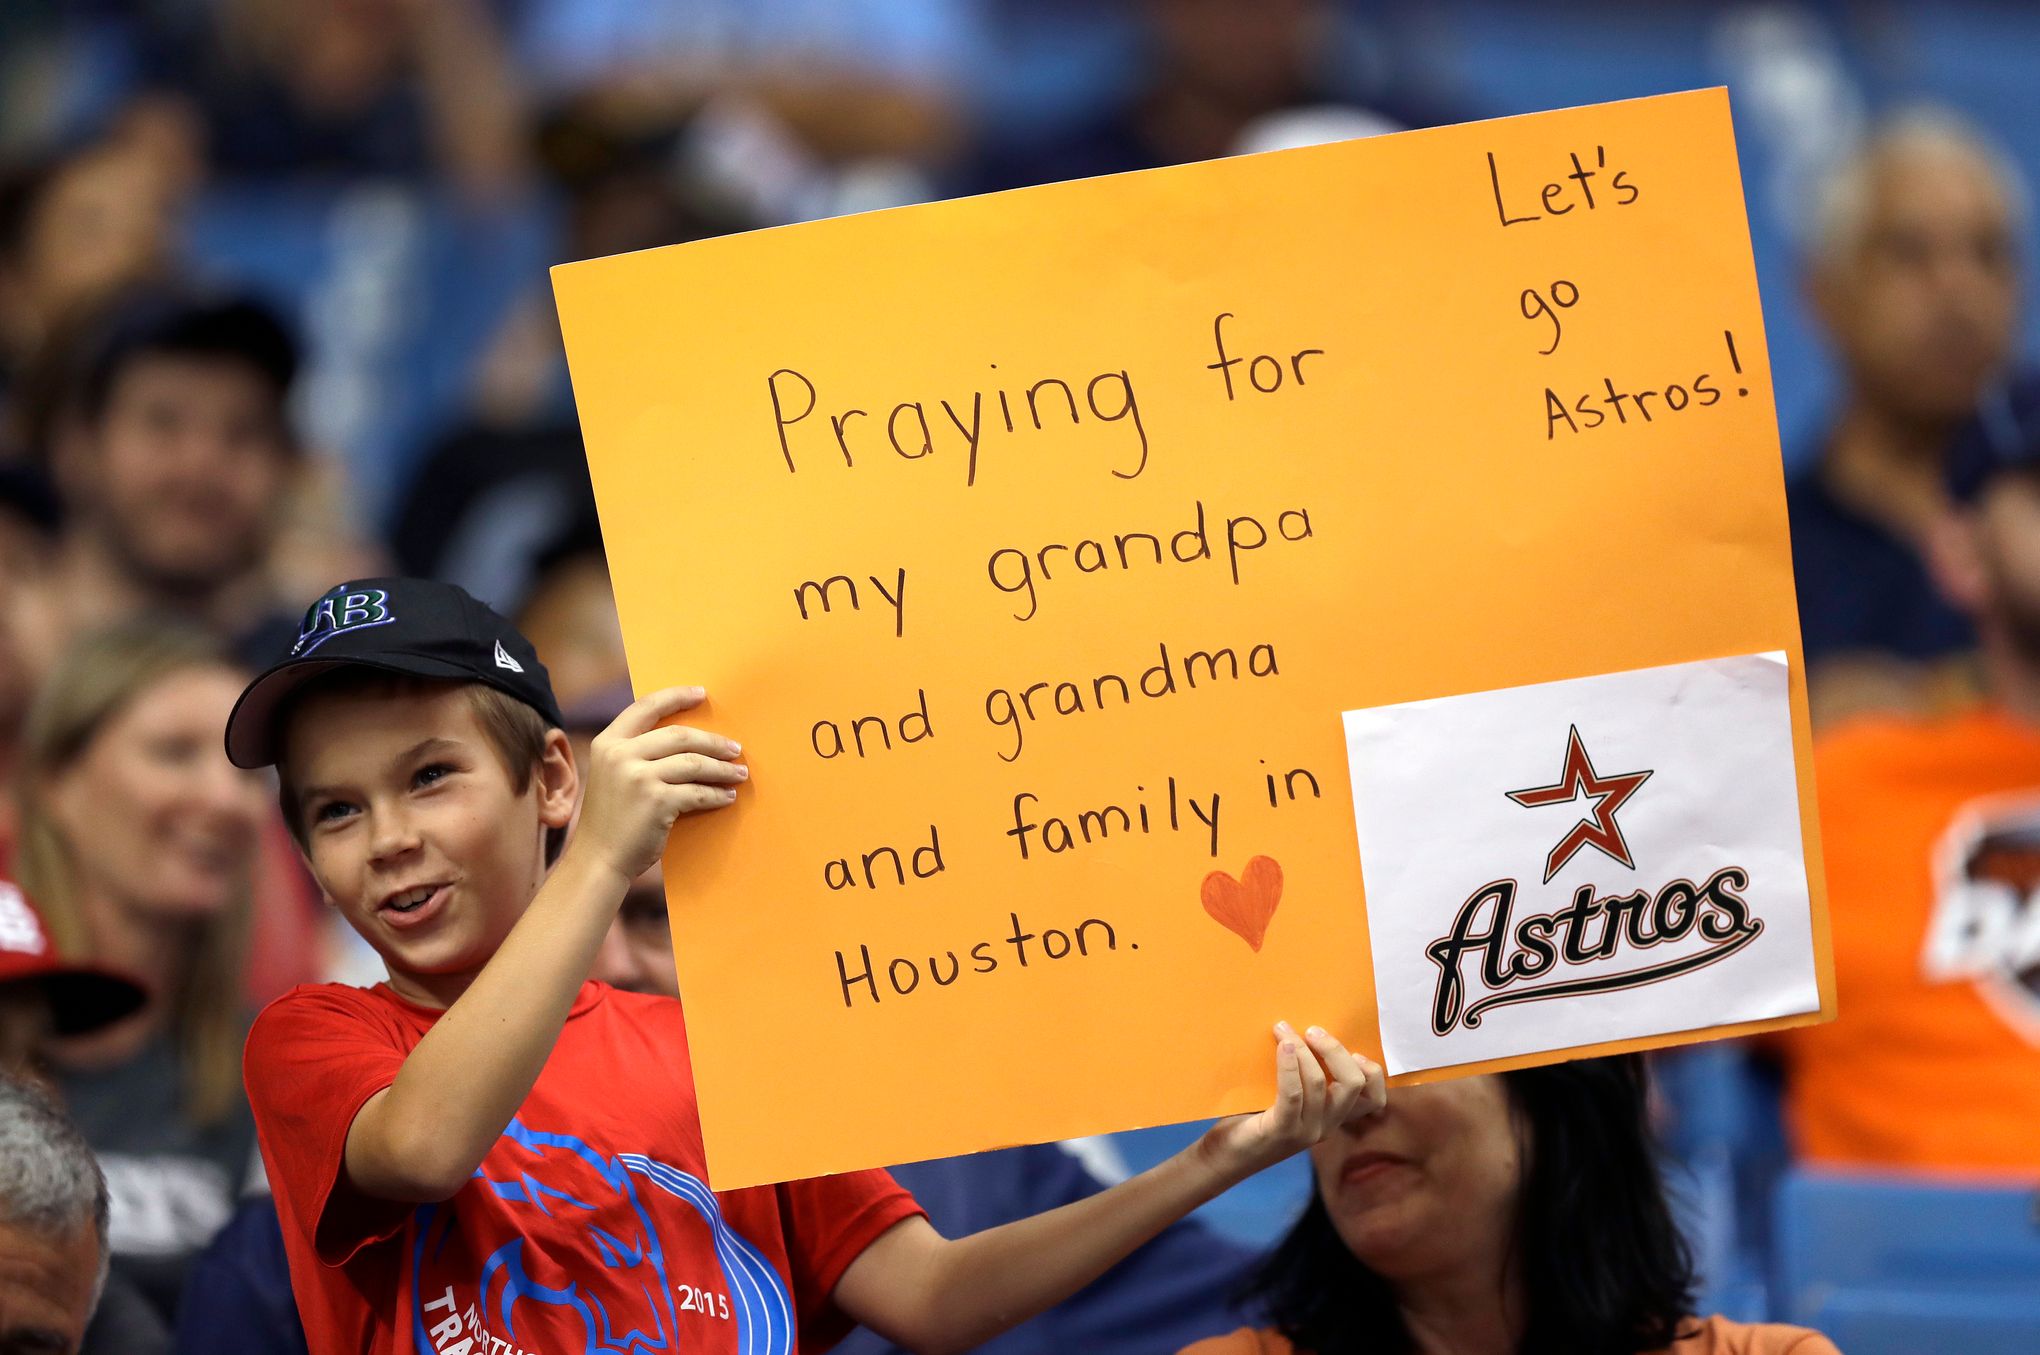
xmin=1342 ymin=652 xmax=1819 ymax=1075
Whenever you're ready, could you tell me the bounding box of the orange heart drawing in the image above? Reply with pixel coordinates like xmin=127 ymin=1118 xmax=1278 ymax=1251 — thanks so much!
xmin=1201 ymin=856 xmax=1284 ymax=952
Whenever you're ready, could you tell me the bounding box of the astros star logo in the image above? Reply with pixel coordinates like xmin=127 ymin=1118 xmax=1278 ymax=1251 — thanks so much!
xmin=1506 ymin=725 xmax=1653 ymax=883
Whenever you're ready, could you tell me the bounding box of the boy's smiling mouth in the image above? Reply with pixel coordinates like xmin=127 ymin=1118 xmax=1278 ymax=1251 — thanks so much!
xmin=379 ymin=882 xmax=453 ymax=929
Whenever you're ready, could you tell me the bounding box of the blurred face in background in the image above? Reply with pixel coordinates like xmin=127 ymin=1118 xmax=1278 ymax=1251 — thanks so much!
xmin=42 ymin=664 xmax=266 ymax=920
xmin=565 ymin=726 xmax=678 ymax=997
xmin=232 ymin=0 xmax=411 ymax=91
xmin=81 ymin=353 xmax=289 ymax=596
xmin=599 ymin=869 xmax=677 ymax=998
xmin=1815 ymin=137 xmax=2021 ymax=424
xmin=1146 ymin=0 xmax=1323 ymax=110
xmin=518 ymin=554 xmax=629 ymax=711
xmin=8 ymin=144 xmax=171 ymax=342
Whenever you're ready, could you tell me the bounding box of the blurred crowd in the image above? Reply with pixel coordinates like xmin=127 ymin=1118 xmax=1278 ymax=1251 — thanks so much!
xmin=0 ymin=2 xmax=2036 ymax=1353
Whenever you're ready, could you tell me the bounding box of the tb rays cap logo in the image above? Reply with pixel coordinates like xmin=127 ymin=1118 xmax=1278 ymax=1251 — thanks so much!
xmin=293 ymin=586 xmax=394 ymax=656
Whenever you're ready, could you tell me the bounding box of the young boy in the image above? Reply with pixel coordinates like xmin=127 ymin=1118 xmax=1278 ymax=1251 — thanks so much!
xmin=228 ymin=577 xmax=1382 ymax=1355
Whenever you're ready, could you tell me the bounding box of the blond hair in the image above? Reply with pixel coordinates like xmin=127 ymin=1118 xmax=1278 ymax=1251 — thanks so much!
xmin=13 ymin=621 xmax=252 ymax=1129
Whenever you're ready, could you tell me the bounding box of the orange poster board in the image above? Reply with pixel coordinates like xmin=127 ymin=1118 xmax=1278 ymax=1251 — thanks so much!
xmin=553 ymin=88 xmax=1834 ymax=1190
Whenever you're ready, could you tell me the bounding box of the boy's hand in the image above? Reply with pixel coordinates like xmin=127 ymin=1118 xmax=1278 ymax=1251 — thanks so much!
xmin=572 ymin=686 xmax=746 ymax=884
xmin=1195 ymin=1023 xmax=1386 ymax=1181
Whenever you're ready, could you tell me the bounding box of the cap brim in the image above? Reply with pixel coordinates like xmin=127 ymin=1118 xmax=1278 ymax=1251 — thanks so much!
xmin=224 ymin=653 xmax=482 ymax=768
xmin=38 ymin=968 xmax=148 ymax=1036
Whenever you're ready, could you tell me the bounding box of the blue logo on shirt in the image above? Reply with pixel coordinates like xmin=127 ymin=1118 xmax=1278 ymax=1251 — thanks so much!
xmin=409 ymin=1119 xmax=794 ymax=1355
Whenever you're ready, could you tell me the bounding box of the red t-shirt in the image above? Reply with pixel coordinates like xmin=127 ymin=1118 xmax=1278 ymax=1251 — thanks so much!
xmin=244 ymin=980 xmax=923 ymax=1355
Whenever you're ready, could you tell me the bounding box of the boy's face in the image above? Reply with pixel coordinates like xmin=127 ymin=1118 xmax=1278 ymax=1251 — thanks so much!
xmin=285 ymin=684 xmax=575 ymax=1005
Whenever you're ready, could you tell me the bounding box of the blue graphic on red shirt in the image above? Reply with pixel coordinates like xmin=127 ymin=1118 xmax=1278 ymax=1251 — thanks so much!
xmin=409 ymin=1118 xmax=793 ymax=1355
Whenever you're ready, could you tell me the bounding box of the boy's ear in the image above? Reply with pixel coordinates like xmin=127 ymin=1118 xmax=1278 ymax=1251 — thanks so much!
xmin=535 ymin=728 xmax=578 ymax=830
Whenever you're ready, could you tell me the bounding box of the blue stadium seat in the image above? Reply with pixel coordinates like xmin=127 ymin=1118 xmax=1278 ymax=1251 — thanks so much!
xmin=1797 ymin=1289 xmax=2040 ymax=1355
xmin=1666 ymin=1147 xmax=1767 ymax=1322
xmin=1773 ymin=1169 xmax=2040 ymax=1329
xmin=1653 ymin=1044 xmax=1790 ymax=1307
xmin=1654 ymin=1044 xmax=1788 ymax=1166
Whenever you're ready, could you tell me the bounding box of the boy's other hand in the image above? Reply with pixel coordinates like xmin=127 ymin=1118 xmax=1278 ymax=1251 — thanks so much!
xmin=571 ymin=686 xmax=746 ymax=885
xmin=1195 ymin=1022 xmax=1385 ymax=1181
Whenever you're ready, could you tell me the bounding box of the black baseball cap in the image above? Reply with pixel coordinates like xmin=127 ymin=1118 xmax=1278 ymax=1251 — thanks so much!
xmin=1948 ymin=371 xmax=2040 ymax=505
xmin=225 ymin=577 xmax=566 ymax=769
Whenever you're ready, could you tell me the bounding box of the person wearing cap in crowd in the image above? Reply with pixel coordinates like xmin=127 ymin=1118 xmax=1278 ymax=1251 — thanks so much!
xmin=1773 ymin=370 xmax=2040 ymax=1175
xmin=170 ymin=665 xmax=1242 ymax=1355
xmin=0 ymin=882 xmax=171 ymax=1354
xmin=229 ymin=575 xmax=1383 ymax=1355
xmin=11 ymin=620 xmax=269 ymax=1325
xmin=166 ymin=672 xmax=891 ymax=1355
xmin=165 ymin=677 xmax=755 ymax=1355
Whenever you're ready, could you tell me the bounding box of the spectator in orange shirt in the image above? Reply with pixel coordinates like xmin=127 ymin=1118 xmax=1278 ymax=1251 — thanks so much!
xmin=1777 ymin=371 xmax=2040 ymax=1175
xmin=1182 ymin=1057 xmax=1832 ymax=1355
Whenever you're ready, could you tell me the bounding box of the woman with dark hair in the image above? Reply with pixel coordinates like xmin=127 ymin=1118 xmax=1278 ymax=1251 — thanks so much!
xmin=1185 ymin=1056 xmax=1838 ymax=1355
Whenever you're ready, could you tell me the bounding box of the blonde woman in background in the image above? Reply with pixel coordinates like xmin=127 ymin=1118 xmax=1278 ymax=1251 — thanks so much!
xmin=13 ymin=619 xmax=268 ymax=1326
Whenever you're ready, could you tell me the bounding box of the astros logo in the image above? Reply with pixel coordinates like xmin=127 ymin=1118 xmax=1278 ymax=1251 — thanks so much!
xmin=1425 ymin=724 xmax=1762 ymax=1037
xmin=1504 ymin=725 xmax=1654 ymax=883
